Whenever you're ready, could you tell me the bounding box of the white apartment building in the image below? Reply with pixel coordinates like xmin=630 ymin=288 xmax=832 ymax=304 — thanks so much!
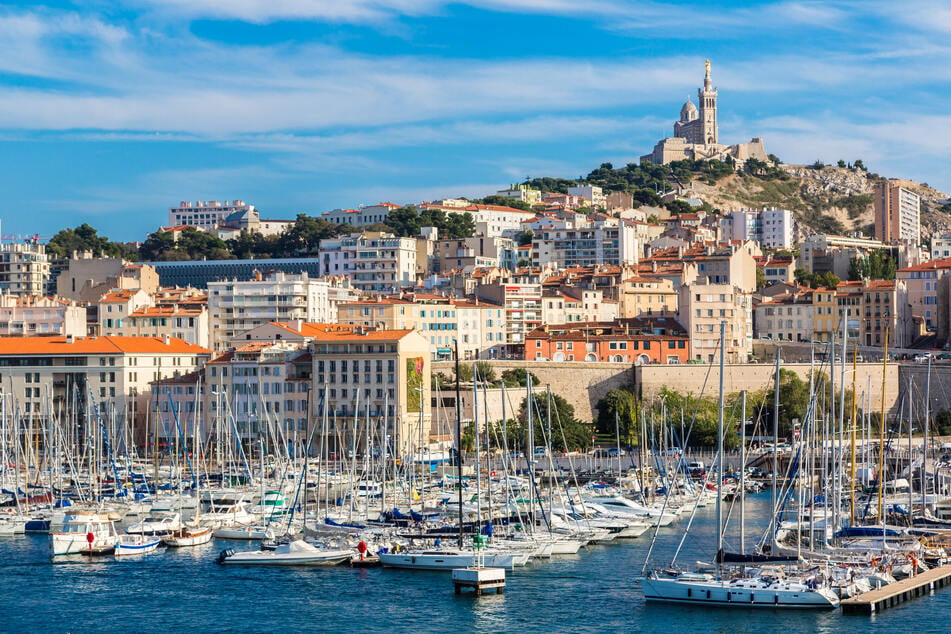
xmin=320 ymin=203 xmax=402 ymax=227
xmin=567 ymin=185 xmax=606 ymax=209
xmin=0 ymin=335 xmax=210 ymax=432
xmin=678 ymin=282 xmax=753 ymax=363
xmin=421 ymin=203 xmax=535 ymax=238
xmin=932 ymin=233 xmax=951 ymax=260
xmin=0 ymin=241 xmax=49 ymax=296
xmin=0 ymin=295 xmax=86 ymax=338
xmin=722 ymin=207 xmax=794 ymax=248
xmin=207 ymin=271 xmax=340 ymax=351
xmin=319 ymin=232 xmax=417 ymax=293
xmin=168 ymin=200 xmax=254 ymax=230
xmin=476 ymin=281 xmax=543 ymax=356
xmin=101 ymin=304 xmax=209 ymax=348
xmin=532 ymin=223 xmax=639 ymax=269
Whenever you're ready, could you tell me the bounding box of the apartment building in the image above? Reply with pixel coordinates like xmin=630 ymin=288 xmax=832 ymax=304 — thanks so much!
xmin=57 ymin=254 xmax=159 ymax=303
xmin=309 ymin=328 xmax=431 ymax=454
xmin=320 ymin=202 xmax=402 ymax=227
xmin=897 ymin=257 xmax=951 ymax=331
xmin=319 ymin=232 xmax=417 ymax=293
xmin=101 ymin=304 xmax=209 ymax=348
xmin=207 ymin=271 xmax=342 ymax=351
xmin=0 ymin=295 xmax=86 ymax=338
xmin=678 ymin=282 xmax=753 ymax=363
xmin=168 ymin=200 xmax=254 ymax=231
xmin=0 ymin=241 xmax=49 ymax=296
xmin=337 ymin=295 xmax=506 ymax=361
xmin=722 ymin=207 xmax=794 ymax=248
xmin=525 ymin=318 xmax=689 ymax=364
xmin=874 ymin=182 xmax=921 ymax=244
xmin=0 ymin=335 xmax=210 ymax=431
xmin=531 ymin=223 xmax=639 ymax=269
xmin=476 ymin=280 xmax=543 ymax=357
xmin=754 ymin=292 xmax=814 ymax=342
xmin=619 ymin=275 xmax=678 ymax=318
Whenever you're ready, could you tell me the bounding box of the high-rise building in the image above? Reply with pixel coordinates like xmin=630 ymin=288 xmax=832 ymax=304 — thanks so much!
xmin=0 ymin=241 xmax=49 ymax=296
xmin=723 ymin=208 xmax=794 ymax=248
xmin=874 ymin=182 xmax=920 ymax=244
xmin=319 ymin=232 xmax=418 ymax=293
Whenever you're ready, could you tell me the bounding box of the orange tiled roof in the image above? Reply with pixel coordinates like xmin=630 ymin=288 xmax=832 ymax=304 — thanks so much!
xmin=0 ymin=335 xmax=210 ymax=355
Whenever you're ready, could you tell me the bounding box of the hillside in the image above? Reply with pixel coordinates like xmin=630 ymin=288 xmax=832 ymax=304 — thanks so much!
xmin=526 ymin=160 xmax=951 ymax=242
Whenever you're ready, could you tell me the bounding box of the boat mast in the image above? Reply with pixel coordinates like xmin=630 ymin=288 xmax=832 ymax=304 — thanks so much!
xmin=923 ymin=354 xmax=932 ymax=513
xmin=454 ymin=338 xmax=464 ymax=549
xmin=877 ymin=328 xmax=888 ymax=523
xmin=715 ymin=321 xmax=725 ymax=579
xmin=740 ymin=389 xmax=746 ymax=555
xmin=770 ymin=347 xmax=780 ymax=537
xmin=849 ymin=346 xmax=858 ymax=527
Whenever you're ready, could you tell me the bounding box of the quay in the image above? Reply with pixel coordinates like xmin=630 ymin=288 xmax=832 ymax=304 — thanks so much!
xmin=841 ymin=566 xmax=951 ymax=615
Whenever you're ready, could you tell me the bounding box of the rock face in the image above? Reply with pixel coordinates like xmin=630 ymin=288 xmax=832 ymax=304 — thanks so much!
xmin=684 ymin=164 xmax=950 ymax=240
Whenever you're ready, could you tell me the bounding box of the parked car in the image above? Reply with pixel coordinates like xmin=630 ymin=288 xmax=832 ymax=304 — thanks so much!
xmin=914 ymin=353 xmax=932 ymax=363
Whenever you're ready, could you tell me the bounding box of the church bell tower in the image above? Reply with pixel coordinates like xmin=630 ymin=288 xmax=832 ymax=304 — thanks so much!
xmin=697 ymin=59 xmax=718 ymax=145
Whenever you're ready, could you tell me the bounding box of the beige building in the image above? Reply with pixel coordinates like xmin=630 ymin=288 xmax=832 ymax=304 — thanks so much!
xmin=310 ymin=329 xmax=432 ymax=454
xmin=896 ymin=257 xmax=951 ymax=332
xmin=754 ymin=292 xmax=814 ymax=342
xmin=678 ymin=282 xmax=753 ymax=363
xmin=619 ymin=275 xmax=678 ymax=318
xmin=101 ymin=304 xmax=209 ymax=348
xmin=57 ymin=253 xmax=159 ymax=303
xmin=318 ymin=232 xmax=418 ymax=292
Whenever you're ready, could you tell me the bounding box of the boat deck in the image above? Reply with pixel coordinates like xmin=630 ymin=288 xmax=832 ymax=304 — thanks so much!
xmin=841 ymin=565 xmax=951 ymax=615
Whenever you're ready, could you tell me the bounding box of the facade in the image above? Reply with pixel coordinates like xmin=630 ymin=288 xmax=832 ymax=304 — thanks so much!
xmin=896 ymin=257 xmax=951 ymax=332
xmin=932 ymin=233 xmax=951 ymax=260
xmin=678 ymin=282 xmax=753 ymax=363
xmin=541 ymin=287 xmax=617 ymax=325
xmin=420 ymin=203 xmax=534 ymax=238
xmin=204 ymin=342 xmax=313 ymax=442
xmin=619 ymin=275 xmax=678 ymax=318
xmin=566 ymin=185 xmax=606 ymax=209
xmin=168 ymin=200 xmax=254 ymax=230
xmin=320 ymin=203 xmax=402 ymax=227
xmin=101 ymin=304 xmax=209 ymax=348
xmin=207 ymin=271 xmax=341 ymax=351
xmin=0 ymin=295 xmax=86 ymax=338
xmin=759 ymin=256 xmax=796 ymax=287
xmin=337 ymin=295 xmax=506 ymax=361
xmin=476 ymin=280 xmax=543 ymax=356
xmin=531 ymin=223 xmax=639 ymax=269
xmin=0 ymin=335 xmax=210 ymax=432
xmin=640 ymin=61 xmax=768 ymax=166
xmin=874 ymin=182 xmax=921 ymax=244
xmin=57 ymin=255 xmax=159 ymax=303
xmin=309 ymin=329 xmax=432 ymax=454
xmin=754 ymin=293 xmax=814 ymax=342
xmin=723 ymin=208 xmax=794 ymax=248
xmin=496 ymin=185 xmax=541 ymax=204
xmin=145 ymin=258 xmax=323 ymax=289
xmin=524 ymin=318 xmax=689 ymax=364
xmin=0 ymin=241 xmax=49 ymax=296
xmin=319 ymin=232 xmax=417 ymax=292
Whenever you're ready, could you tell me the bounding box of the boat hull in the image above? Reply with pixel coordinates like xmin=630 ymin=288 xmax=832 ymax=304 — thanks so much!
xmin=641 ymin=577 xmax=839 ymax=609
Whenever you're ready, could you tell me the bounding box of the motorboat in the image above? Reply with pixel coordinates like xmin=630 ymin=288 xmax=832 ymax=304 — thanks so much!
xmin=115 ymin=534 xmax=162 ymax=556
xmin=50 ymin=513 xmax=119 ymax=556
xmin=217 ymin=540 xmax=352 ymax=566
xmin=126 ymin=511 xmax=183 ymax=536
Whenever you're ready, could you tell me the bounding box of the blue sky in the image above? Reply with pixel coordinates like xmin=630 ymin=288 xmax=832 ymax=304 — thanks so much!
xmin=2 ymin=1 xmax=950 ymax=242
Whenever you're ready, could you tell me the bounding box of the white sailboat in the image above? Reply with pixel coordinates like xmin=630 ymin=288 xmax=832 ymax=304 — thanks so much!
xmin=640 ymin=323 xmax=840 ymax=609
xmin=217 ymin=539 xmax=352 ymax=566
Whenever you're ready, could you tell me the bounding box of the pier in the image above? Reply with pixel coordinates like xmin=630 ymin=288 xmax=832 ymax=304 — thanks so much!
xmin=451 ymin=567 xmax=506 ymax=596
xmin=840 ymin=566 xmax=951 ymax=615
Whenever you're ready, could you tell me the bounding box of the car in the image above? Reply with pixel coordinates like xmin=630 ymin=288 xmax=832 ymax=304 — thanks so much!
xmin=914 ymin=353 xmax=932 ymax=363
xmin=938 ymin=353 xmax=951 ymax=360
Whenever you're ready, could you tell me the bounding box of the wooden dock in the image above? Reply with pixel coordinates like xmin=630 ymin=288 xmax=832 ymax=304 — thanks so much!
xmin=841 ymin=566 xmax=951 ymax=615
xmin=452 ymin=567 xmax=506 ymax=596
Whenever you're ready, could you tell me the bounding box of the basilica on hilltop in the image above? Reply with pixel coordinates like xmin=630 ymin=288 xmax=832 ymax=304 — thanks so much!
xmin=640 ymin=60 xmax=768 ymax=166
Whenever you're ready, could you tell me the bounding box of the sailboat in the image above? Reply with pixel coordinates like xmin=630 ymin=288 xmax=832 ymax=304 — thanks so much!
xmin=640 ymin=322 xmax=840 ymax=609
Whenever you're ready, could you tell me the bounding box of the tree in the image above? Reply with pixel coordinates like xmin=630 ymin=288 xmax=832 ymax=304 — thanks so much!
xmin=478 ymin=195 xmax=533 ymax=212
xmin=595 ymin=388 xmax=639 ymax=446
xmin=665 ymin=199 xmax=695 ymax=215
xmin=815 ymin=271 xmax=840 ymax=289
xmin=46 ymin=223 xmax=136 ymax=260
xmin=473 ymin=361 xmax=496 ymax=384
xmin=755 ymin=267 xmax=767 ymax=290
xmin=518 ymin=392 xmax=593 ymax=451
xmin=500 ymin=368 xmax=539 ymax=388
xmin=140 ymin=227 xmax=231 ymax=261
xmin=514 ymin=230 xmax=533 ymax=247
xmin=853 ymin=159 xmax=866 ymax=171
xmin=277 ymin=214 xmax=344 ymax=256
xmin=837 ymin=159 xmax=847 ymax=168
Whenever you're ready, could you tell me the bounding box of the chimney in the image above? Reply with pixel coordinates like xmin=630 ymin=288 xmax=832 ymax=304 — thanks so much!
xmin=65 ymin=334 xmax=75 ymax=344
xmin=163 ymin=334 xmax=171 ymax=345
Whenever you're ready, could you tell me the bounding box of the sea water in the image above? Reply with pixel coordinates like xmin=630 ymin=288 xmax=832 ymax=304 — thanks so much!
xmin=0 ymin=494 xmax=947 ymax=633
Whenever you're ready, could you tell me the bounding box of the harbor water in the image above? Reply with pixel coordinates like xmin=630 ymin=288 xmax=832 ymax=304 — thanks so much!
xmin=2 ymin=494 xmax=949 ymax=633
